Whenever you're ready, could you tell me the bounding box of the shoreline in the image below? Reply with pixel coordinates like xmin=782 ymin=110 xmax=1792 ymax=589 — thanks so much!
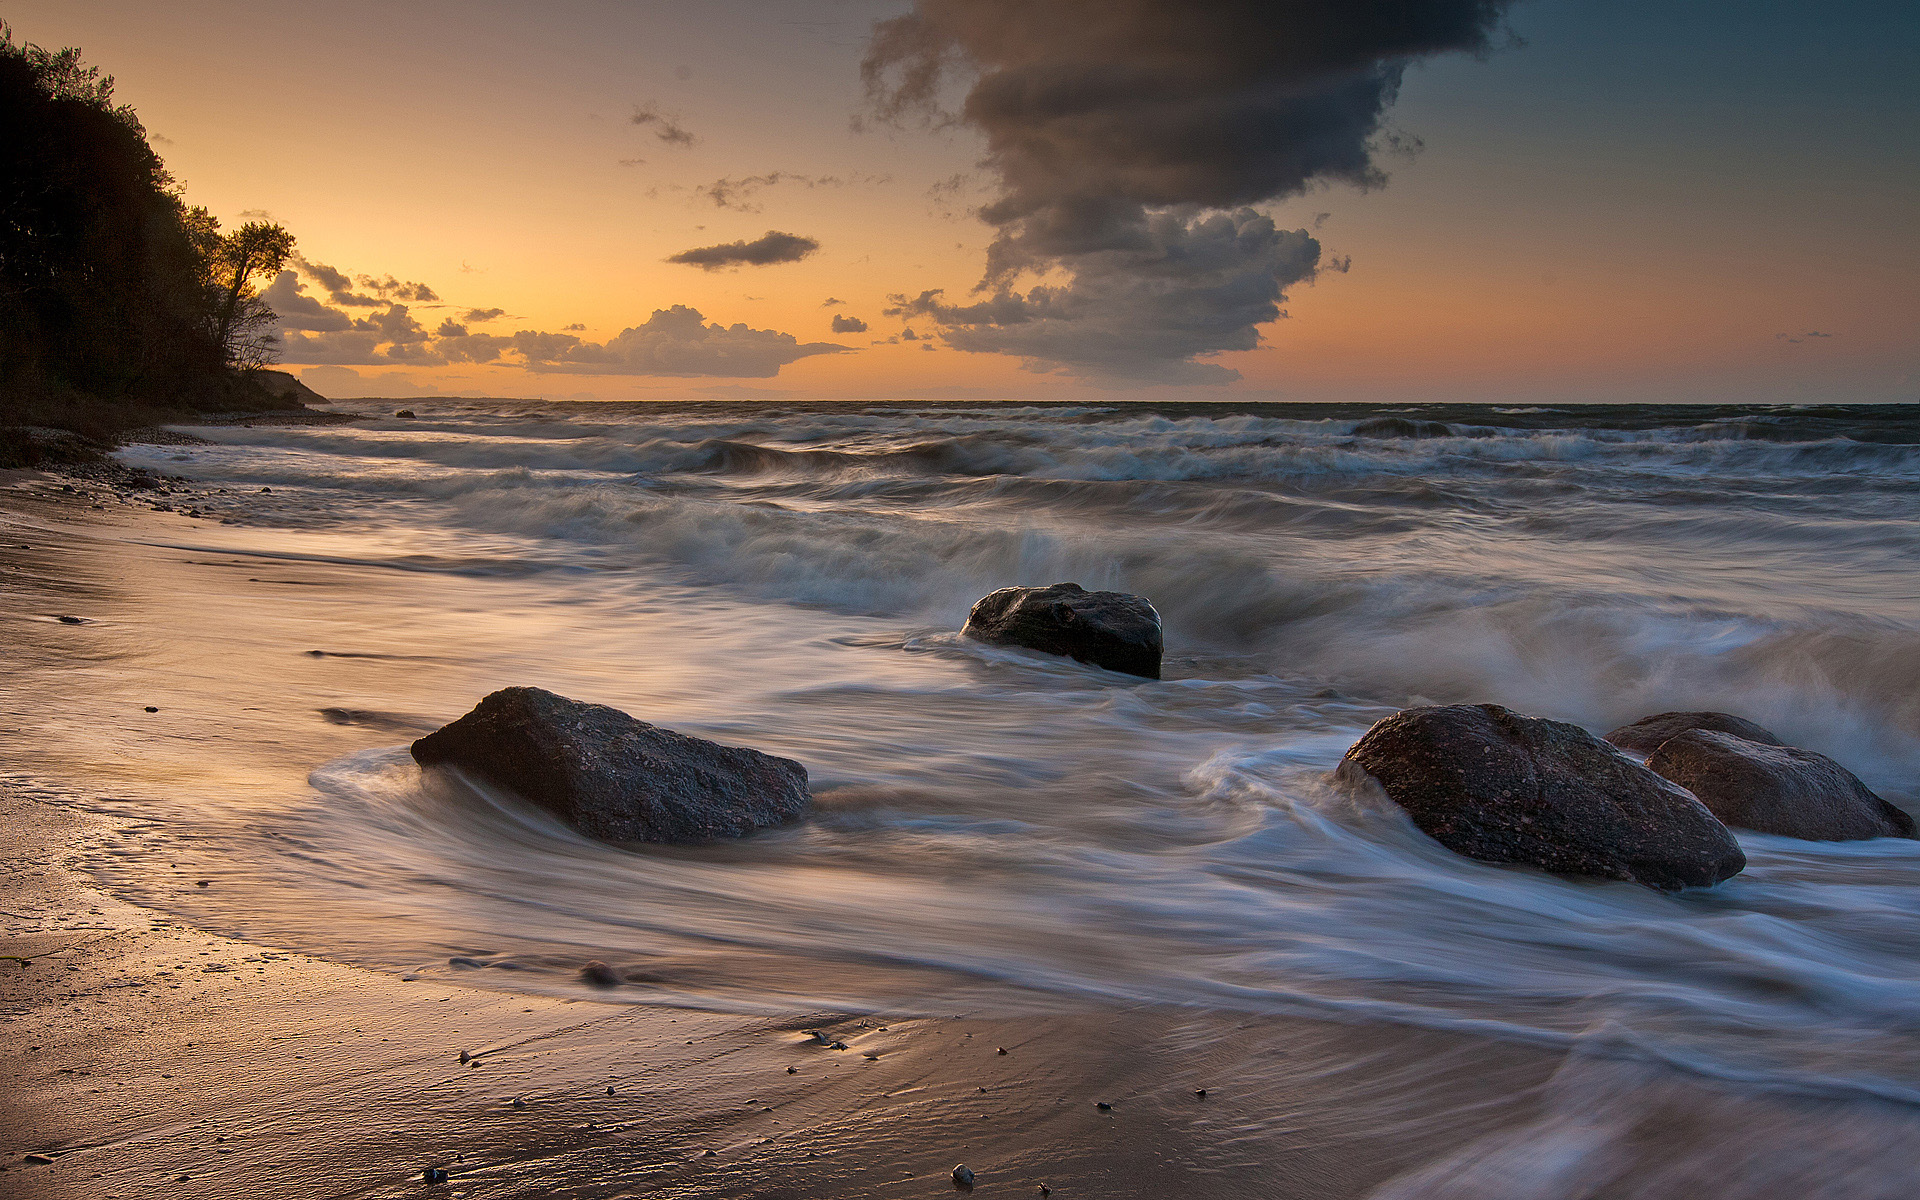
xmin=5 ymin=457 xmax=1919 ymax=1198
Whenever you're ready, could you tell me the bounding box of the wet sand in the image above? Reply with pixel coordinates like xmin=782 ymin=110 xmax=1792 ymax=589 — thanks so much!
xmin=4 ymin=468 xmax=1918 ymax=1199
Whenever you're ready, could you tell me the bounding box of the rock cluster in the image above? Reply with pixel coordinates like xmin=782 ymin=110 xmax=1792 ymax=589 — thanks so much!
xmin=1342 ymin=703 xmax=1745 ymax=890
xmin=1343 ymin=703 xmax=1914 ymax=889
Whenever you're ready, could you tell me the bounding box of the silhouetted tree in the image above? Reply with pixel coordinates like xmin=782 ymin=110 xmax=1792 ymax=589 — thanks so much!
xmin=0 ymin=22 xmax=297 ymax=423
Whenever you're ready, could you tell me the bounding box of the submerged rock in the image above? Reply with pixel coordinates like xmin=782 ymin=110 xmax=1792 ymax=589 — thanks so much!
xmin=1351 ymin=416 xmax=1455 ymax=439
xmin=1604 ymin=710 xmax=1785 ymax=757
xmin=1342 ymin=703 xmax=1745 ymax=890
xmin=1647 ymin=730 xmax=1915 ymax=842
xmin=411 ymin=687 xmax=809 ymax=843
xmin=961 ymin=582 xmax=1162 ymax=679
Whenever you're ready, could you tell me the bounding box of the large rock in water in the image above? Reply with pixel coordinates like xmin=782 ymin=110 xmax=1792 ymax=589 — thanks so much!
xmin=1342 ymin=703 xmax=1745 ymax=890
xmin=961 ymin=583 xmax=1162 ymax=679
xmin=410 ymin=687 xmax=809 ymax=843
xmin=1604 ymin=710 xmax=1785 ymax=757
xmin=1646 ymin=730 xmax=1916 ymax=842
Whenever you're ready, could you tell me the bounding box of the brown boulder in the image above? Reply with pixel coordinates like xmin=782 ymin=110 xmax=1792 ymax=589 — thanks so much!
xmin=1342 ymin=703 xmax=1745 ymax=890
xmin=1646 ymin=730 xmax=1915 ymax=842
xmin=411 ymin=687 xmax=808 ymax=844
xmin=1604 ymin=710 xmax=1785 ymax=757
xmin=961 ymin=582 xmax=1162 ymax=679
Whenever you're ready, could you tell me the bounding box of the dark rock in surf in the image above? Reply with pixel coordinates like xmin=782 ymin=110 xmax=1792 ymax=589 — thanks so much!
xmin=1646 ymin=730 xmax=1915 ymax=842
xmin=410 ymin=687 xmax=808 ymax=844
xmin=961 ymin=582 xmax=1162 ymax=679
xmin=1351 ymin=416 xmax=1455 ymax=439
xmin=1341 ymin=703 xmax=1745 ymax=890
xmin=1604 ymin=710 xmax=1785 ymax=757
xmin=579 ymin=960 xmax=621 ymax=987
xmin=395 ymin=409 xmax=417 ymax=418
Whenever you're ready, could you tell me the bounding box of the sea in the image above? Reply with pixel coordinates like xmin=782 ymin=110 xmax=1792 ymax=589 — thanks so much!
xmin=96 ymin=399 xmax=1920 ymax=1125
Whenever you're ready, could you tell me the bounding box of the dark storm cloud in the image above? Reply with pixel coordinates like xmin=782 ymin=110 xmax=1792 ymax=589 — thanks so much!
xmin=511 ymin=305 xmax=846 ymax=377
xmin=861 ymin=0 xmax=1514 ymax=381
xmin=463 ymin=307 xmax=506 ymax=323
xmin=630 ymin=103 xmax=696 ymax=147
xmin=830 ymin=313 xmax=869 ymax=333
xmin=666 ymin=230 xmax=821 ymax=270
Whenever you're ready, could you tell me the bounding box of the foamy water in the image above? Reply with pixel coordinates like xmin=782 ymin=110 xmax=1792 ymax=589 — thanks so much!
xmin=99 ymin=398 xmax=1920 ymax=1111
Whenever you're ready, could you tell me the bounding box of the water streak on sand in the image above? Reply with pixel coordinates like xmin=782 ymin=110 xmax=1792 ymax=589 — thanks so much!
xmin=89 ymin=398 xmax=1920 ymax=1111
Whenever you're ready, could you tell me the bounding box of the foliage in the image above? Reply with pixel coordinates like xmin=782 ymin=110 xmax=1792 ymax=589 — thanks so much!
xmin=0 ymin=21 xmax=298 ymax=427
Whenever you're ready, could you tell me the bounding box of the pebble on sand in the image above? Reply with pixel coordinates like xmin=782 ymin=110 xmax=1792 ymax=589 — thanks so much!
xmin=952 ymin=1164 xmax=975 ymax=1186
xmin=145 ymin=706 xmax=159 ymax=713
xmin=1095 ymin=1101 xmax=1113 ymax=1110
xmin=24 ymin=1153 xmax=55 ymax=1165
xmin=422 ymin=1166 xmax=449 ymax=1182
xmin=579 ymin=960 xmax=620 ymax=987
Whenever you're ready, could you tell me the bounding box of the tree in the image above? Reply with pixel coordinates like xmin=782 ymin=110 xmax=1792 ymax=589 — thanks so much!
xmin=206 ymin=219 xmax=295 ymax=371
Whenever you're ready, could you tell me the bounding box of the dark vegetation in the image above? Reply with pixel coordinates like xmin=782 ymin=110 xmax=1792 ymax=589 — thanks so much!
xmin=0 ymin=23 xmax=316 ymax=466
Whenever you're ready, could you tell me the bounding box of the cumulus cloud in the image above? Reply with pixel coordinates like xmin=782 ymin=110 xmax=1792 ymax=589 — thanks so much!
xmin=357 ymin=274 xmax=440 ymax=302
xmin=272 ymin=260 xmax=842 ymax=378
xmin=293 ymin=256 xmax=440 ymax=307
xmin=889 ymin=208 xmax=1318 ymax=383
xmin=631 ymin=103 xmax=695 ymax=146
xmin=260 ymin=271 xmax=352 ymax=332
xmin=511 ymin=305 xmax=846 ymax=377
xmin=831 ymin=314 xmax=870 ymax=333
xmin=666 ymin=230 xmax=821 ymax=270
xmin=861 ymin=0 xmax=1514 ymax=381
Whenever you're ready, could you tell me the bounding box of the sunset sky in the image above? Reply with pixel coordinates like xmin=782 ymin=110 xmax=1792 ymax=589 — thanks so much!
xmin=10 ymin=0 xmax=1916 ymax=403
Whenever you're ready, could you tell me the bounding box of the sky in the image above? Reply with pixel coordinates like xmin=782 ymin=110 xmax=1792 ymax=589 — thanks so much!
xmin=9 ymin=0 xmax=1917 ymax=404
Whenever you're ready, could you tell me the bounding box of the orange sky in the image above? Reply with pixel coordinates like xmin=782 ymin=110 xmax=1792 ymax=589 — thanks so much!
xmin=9 ymin=0 xmax=1915 ymax=403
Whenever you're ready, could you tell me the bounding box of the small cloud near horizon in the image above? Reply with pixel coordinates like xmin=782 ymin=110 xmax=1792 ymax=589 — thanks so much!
xmin=667 ymin=230 xmax=820 ymax=271
xmin=831 ymin=314 xmax=869 ymax=333
xmin=630 ymin=103 xmax=695 ymax=147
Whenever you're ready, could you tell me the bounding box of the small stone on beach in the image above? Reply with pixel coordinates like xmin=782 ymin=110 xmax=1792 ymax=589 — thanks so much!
xmin=144 ymin=706 xmax=158 ymax=713
xmin=952 ymin=1163 xmax=975 ymax=1187
xmin=1195 ymin=1088 xmax=1208 ymax=1098
xmin=1096 ymin=1101 xmax=1113 ymax=1110
xmin=997 ymin=1046 xmax=1007 ymax=1055
xmin=25 ymin=1153 xmax=54 ymax=1165
xmin=579 ymin=959 xmax=619 ymax=987
xmin=787 ymin=1066 xmax=798 ymax=1073
xmin=422 ymin=1166 xmax=448 ymax=1182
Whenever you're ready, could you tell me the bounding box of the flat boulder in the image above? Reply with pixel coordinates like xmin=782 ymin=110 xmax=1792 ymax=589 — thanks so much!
xmin=1604 ymin=710 xmax=1785 ymax=757
xmin=411 ymin=687 xmax=808 ymax=843
xmin=961 ymin=582 xmax=1162 ymax=679
xmin=1646 ymin=730 xmax=1915 ymax=842
xmin=1341 ymin=703 xmax=1745 ymax=890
